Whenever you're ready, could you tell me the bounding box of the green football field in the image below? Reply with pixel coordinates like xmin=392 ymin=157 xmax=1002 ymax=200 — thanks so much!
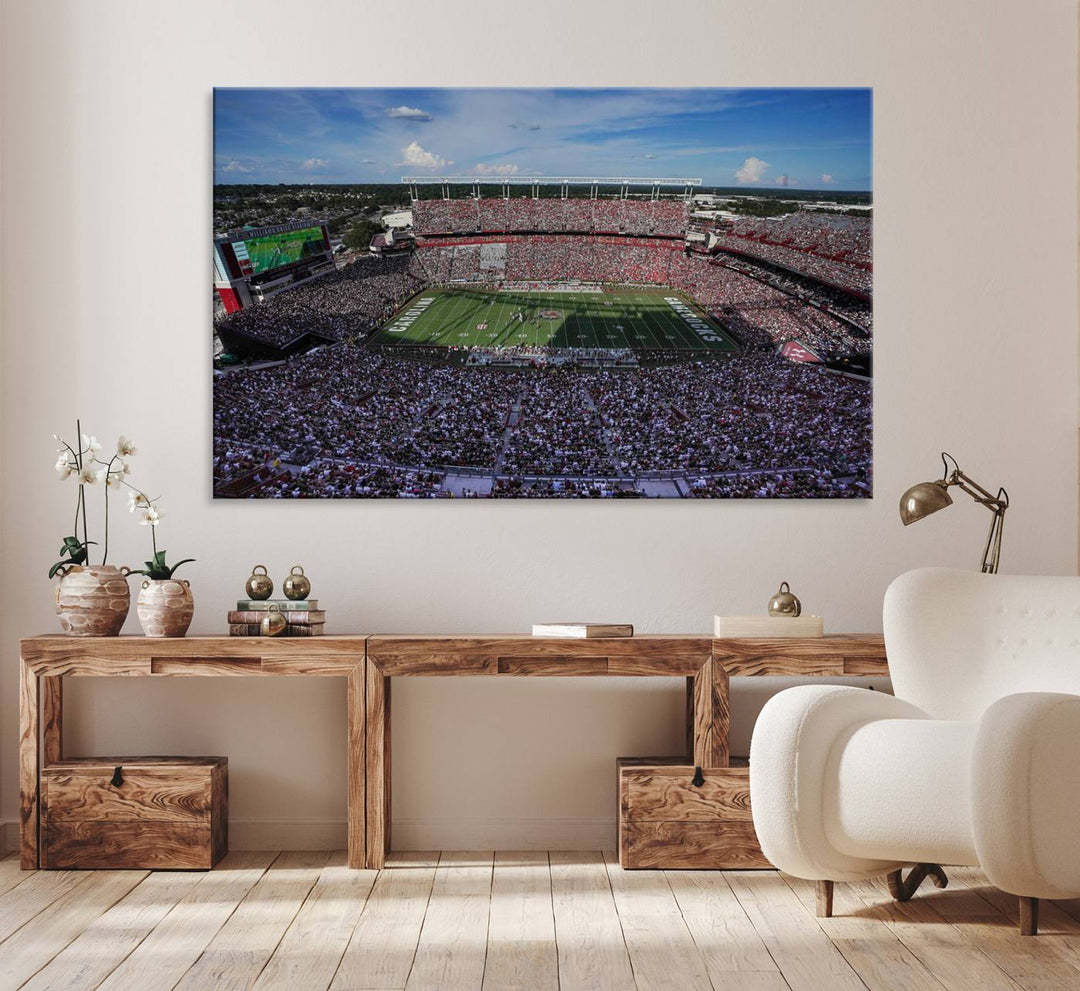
xmin=372 ymin=288 xmax=739 ymax=352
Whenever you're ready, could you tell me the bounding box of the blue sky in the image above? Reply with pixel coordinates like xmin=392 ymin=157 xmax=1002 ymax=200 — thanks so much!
xmin=214 ymin=88 xmax=871 ymax=192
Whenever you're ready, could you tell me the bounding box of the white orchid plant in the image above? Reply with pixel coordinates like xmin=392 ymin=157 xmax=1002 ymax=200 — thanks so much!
xmin=50 ymin=421 xmax=194 ymax=581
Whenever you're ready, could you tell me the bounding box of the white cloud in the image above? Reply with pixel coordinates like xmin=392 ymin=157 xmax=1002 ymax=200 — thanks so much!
xmin=223 ymin=159 xmax=253 ymax=174
xmin=360 ymin=158 xmax=375 ymax=164
xmin=776 ymin=174 xmax=796 ymax=187
xmin=300 ymin=158 xmax=328 ymax=170
xmin=386 ymin=105 xmax=432 ymax=121
xmin=821 ymin=173 xmax=836 ymax=184
xmin=473 ymin=162 xmax=520 ymax=176
xmin=398 ymin=141 xmax=452 ymax=169
xmin=735 ymin=156 xmax=770 ymax=184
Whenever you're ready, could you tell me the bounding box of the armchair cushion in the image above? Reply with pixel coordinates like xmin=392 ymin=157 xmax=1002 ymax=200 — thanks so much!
xmin=823 ymin=716 xmax=978 ymax=868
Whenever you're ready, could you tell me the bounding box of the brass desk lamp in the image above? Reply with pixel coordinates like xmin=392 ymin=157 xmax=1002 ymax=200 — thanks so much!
xmin=899 ymin=452 xmax=1009 ymax=574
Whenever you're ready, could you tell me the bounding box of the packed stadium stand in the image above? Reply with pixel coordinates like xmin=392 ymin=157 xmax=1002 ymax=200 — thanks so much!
xmin=213 ymin=195 xmax=872 ymax=498
xmin=411 ymin=196 xmax=689 ymax=237
xmin=714 ymin=213 xmax=872 ymax=297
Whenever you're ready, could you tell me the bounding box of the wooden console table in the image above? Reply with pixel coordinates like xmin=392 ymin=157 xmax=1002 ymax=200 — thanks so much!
xmin=19 ymin=636 xmax=368 ymax=870
xmin=20 ymin=633 xmax=887 ymax=871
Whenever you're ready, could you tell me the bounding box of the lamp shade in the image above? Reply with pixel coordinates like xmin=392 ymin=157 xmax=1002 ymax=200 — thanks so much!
xmin=899 ymin=480 xmax=952 ymax=525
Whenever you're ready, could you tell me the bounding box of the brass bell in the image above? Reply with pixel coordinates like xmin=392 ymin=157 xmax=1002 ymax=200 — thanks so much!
xmin=282 ymin=565 xmax=311 ymax=601
xmin=261 ymin=603 xmax=287 ymax=637
xmin=246 ymin=565 xmax=273 ymax=601
xmin=768 ymin=581 xmax=802 ymax=617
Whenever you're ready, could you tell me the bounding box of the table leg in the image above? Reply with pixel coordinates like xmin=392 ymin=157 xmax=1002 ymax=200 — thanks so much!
xmin=42 ymin=677 xmax=63 ymax=765
xmin=347 ymin=663 xmax=366 ymax=869
xmin=365 ymin=657 xmax=390 ymax=869
xmin=19 ymin=658 xmax=39 ymax=869
xmin=691 ymin=657 xmax=729 ymax=768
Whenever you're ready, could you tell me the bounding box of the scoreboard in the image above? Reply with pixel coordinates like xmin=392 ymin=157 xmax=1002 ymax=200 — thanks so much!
xmin=213 ymin=221 xmax=334 ymax=313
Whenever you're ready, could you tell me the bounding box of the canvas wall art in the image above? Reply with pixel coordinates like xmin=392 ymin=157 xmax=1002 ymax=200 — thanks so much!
xmin=213 ymin=88 xmax=872 ymax=498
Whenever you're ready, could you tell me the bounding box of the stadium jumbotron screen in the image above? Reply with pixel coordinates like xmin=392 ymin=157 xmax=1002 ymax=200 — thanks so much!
xmin=213 ymin=87 xmax=872 ymax=499
xmin=231 ymin=226 xmax=327 ymax=277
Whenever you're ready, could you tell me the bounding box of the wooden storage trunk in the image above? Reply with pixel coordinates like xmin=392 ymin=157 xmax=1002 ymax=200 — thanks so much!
xmin=41 ymin=756 xmax=227 ymax=870
xmin=617 ymin=757 xmax=771 ymax=869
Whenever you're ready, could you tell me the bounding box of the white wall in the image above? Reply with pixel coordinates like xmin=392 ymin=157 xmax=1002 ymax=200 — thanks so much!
xmin=2 ymin=0 xmax=1077 ymax=852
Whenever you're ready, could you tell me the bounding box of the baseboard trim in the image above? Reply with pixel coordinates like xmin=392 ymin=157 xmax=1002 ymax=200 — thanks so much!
xmin=391 ymin=816 xmax=617 ymax=851
xmin=2 ymin=816 xmax=618 ymax=856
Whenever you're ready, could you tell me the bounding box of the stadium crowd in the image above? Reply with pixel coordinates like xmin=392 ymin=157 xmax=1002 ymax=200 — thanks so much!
xmin=716 ymin=214 xmax=872 ymax=296
xmin=214 ymin=343 xmax=871 ymax=498
xmin=412 ymin=196 xmax=688 ymax=237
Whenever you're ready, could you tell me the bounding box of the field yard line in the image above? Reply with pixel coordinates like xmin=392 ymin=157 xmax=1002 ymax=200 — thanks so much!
xmin=641 ymin=293 xmax=671 ymax=350
xmin=584 ymin=293 xmax=601 ymax=349
xmin=441 ymin=291 xmax=473 ymax=345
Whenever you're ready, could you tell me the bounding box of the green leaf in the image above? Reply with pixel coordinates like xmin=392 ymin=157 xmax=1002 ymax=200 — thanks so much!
xmin=153 ymin=550 xmax=167 ymax=567
xmin=48 ymin=560 xmax=69 ymax=579
xmin=167 ymin=559 xmax=195 ymax=577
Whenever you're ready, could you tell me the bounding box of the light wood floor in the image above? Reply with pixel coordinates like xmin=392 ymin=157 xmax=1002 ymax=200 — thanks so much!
xmin=2 ymin=850 xmax=1079 ymax=990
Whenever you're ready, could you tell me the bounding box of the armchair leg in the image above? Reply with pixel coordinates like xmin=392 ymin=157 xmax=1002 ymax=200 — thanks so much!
xmin=886 ymin=863 xmax=949 ymax=902
xmin=816 ymin=879 xmax=834 ymax=917
xmin=1019 ymin=896 xmax=1039 ymax=936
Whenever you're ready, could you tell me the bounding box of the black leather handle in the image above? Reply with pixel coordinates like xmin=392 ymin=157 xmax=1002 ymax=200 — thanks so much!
xmin=111 ymin=765 xmax=124 ymax=787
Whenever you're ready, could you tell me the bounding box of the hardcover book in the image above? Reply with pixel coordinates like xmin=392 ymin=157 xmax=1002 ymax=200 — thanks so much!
xmin=228 ymin=623 xmax=326 ymax=637
xmin=228 ymin=610 xmax=325 ymax=625
xmin=235 ymin=599 xmax=319 ymax=611
xmin=531 ymin=623 xmax=634 ymax=638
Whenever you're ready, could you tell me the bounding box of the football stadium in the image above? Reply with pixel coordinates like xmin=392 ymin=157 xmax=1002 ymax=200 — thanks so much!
xmin=213 ymin=178 xmax=872 ymax=499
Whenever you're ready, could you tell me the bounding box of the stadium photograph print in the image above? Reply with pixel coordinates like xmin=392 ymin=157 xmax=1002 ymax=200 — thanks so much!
xmin=213 ymin=88 xmax=872 ymax=499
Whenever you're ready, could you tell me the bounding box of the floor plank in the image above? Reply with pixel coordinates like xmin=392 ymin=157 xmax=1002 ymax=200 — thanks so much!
xmin=405 ymin=851 xmax=494 ymax=991
xmin=3 ymin=853 xmax=1070 ymax=991
xmin=0 ymin=870 xmax=88 ymax=943
xmin=726 ymin=871 xmax=868 ymax=991
xmin=172 ymin=850 xmax=328 ymax=991
xmin=0 ymin=870 xmax=147 ymax=989
xmin=550 ymin=851 xmax=635 ymax=991
xmin=604 ymin=852 xmax=712 ymax=991
xmin=329 ymin=854 xmax=437 ymax=991
xmin=95 ymin=850 xmax=277 ymax=991
xmin=845 ymin=875 xmax=1024 ymax=991
xmin=18 ymin=871 xmax=203 ymax=991
xmin=481 ymin=851 xmax=557 ymax=991
xmin=666 ymin=869 xmax=788 ymax=991
xmin=934 ymin=870 xmax=1080 ymax=991
xmin=782 ymin=873 xmax=947 ymax=991
xmin=252 ymin=852 xmax=377 ymax=991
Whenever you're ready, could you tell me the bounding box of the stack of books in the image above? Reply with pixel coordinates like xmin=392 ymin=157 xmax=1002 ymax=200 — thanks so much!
xmin=228 ymin=599 xmax=325 ymax=637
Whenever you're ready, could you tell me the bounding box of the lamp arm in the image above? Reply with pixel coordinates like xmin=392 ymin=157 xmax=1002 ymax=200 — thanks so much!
xmin=950 ymin=470 xmax=1009 ymax=512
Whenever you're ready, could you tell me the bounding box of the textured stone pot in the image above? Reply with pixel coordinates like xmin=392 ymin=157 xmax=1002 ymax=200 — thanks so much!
xmin=55 ymin=565 xmax=131 ymax=636
xmin=136 ymin=579 xmax=194 ymax=638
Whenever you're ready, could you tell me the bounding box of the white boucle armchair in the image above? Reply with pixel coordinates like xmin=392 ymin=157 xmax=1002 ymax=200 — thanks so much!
xmin=749 ymin=567 xmax=1080 ymax=935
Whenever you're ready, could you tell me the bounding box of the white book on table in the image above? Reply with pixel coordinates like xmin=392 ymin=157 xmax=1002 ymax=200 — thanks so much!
xmin=531 ymin=622 xmax=634 ymax=638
